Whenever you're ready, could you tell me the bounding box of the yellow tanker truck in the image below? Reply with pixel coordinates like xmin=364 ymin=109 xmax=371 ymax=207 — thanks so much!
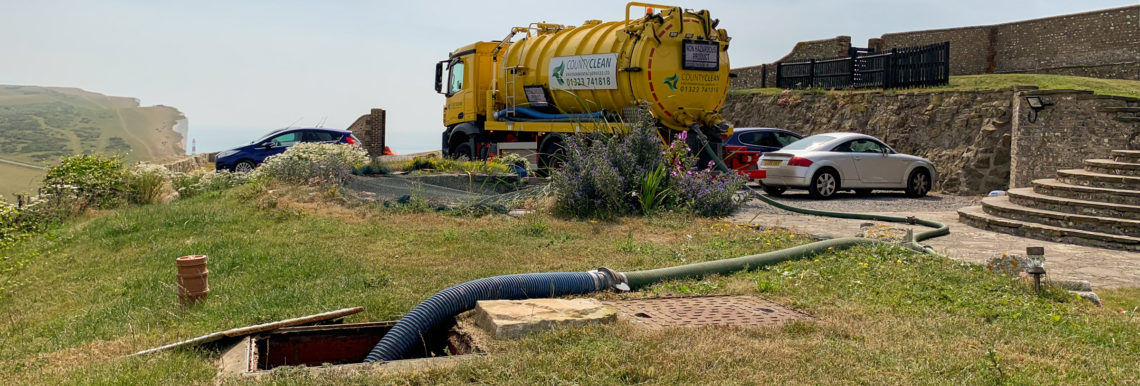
xmin=434 ymin=2 xmax=732 ymax=168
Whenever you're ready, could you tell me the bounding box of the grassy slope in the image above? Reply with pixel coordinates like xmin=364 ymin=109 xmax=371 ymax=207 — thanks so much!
xmin=0 ymin=85 xmax=185 ymax=196
xmin=0 ymin=185 xmax=1137 ymax=384
xmin=730 ymin=74 xmax=1140 ymax=99
xmin=0 ymin=163 xmax=46 ymax=199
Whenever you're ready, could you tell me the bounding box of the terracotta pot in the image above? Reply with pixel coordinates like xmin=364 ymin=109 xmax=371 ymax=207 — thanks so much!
xmin=176 ymin=255 xmax=209 ymax=305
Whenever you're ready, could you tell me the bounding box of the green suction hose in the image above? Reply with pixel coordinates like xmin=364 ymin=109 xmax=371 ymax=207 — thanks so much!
xmin=601 ymin=128 xmax=953 ymax=290
xmin=691 ymin=126 xmax=947 ymax=245
xmin=621 ymin=237 xmax=881 ymax=289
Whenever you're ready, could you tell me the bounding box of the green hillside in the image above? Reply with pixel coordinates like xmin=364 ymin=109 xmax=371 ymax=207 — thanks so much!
xmin=0 ymin=85 xmax=186 ymax=197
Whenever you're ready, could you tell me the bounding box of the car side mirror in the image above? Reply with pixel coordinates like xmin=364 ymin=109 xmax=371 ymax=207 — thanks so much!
xmin=262 ymin=142 xmax=275 ymax=149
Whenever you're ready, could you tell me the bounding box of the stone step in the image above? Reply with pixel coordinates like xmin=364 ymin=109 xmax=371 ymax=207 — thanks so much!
xmin=1033 ymin=178 xmax=1140 ymax=206
xmin=1113 ymin=150 xmax=1140 ymax=164
xmin=1008 ymin=187 xmax=1140 ymax=220
xmin=981 ymin=196 xmax=1140 ymax=237
xmin=958 ymin=206 xmax=1140 ymax=252
xmin=1084 ymin=159 xmax=1140 ymax=177
xmin=1056 ymin=169 xmax=1140 ymax=190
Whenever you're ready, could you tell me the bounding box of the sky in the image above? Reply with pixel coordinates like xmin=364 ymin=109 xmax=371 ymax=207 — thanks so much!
xmin=1 ymin=0 xmax=1135 ymax=154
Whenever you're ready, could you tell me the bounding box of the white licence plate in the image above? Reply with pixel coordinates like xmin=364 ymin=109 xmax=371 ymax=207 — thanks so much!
xmin=762 ymin=159 xmax=782 ymax=166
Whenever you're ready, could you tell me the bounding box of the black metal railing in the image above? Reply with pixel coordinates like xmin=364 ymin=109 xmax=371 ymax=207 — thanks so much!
xmin=776 ymin=42 xmax=949 ymax=90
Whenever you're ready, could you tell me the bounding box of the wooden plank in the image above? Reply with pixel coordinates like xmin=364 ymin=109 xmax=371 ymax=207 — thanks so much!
xmin=131 ymin=307 xmax=365 ymax=356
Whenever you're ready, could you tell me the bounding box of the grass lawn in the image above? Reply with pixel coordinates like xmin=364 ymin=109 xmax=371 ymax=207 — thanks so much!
xmin=1 ymin=185 xmax=1137 ymax=384
xmin=730 ymin=74 xmax=1140 ymax=99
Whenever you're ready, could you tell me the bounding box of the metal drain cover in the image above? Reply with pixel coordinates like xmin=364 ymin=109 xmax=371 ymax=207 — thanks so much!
xmin=603 ymin=295 xmax=809 ymax=329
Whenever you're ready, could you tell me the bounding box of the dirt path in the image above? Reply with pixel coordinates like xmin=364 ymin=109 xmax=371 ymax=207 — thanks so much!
xmin=114 ymin=108 xmax=155 ymax=160
xmin=0 ymin=157 xmax=47 ymax=170
xmin=734 ymin=193 xmax=1140 ymax=289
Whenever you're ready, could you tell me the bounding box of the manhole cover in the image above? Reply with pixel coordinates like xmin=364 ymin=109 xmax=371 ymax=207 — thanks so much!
xmin=603 ymin=295 xmax=809 ymax=329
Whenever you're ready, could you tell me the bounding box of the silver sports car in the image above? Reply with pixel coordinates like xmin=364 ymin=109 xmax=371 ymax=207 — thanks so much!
xmin=757 ymin=133 xmax=937 ymax=199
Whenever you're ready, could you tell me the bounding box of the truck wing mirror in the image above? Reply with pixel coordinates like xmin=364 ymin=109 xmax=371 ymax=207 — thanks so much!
xmin=434 ymin=60 xmax=446 ymax=94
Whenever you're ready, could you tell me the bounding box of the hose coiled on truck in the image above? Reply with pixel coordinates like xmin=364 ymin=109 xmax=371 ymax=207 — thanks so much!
xmin=363 ymin=271 xmax=612 ymax=362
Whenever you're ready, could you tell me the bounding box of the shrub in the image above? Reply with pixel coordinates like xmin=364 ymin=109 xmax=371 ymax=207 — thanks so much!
xmin=402 ymin=156 xmax=511 ymax=174
xmin=672 ymin=168 xmax=746 ymax=217
xmin=662 ymin=132 xmax=747 ymax=217
xmin=354 ymin=158 xmax=391 ymax=176
xmin=174 ymin=170 xmax=252 ymax=198
xmin=254 ymin=142 xmax=369 ymax=185
xmin=0 ymin=199 xmax=22 ymax=249
xmin=42 ymin=154 xmax=127 ymax=209
xmin=551 ymin=118 xmax=665 ymax=217
xmin=552 ymin=118 xmax=745 ymax=218
xmin=0 ymin=189 xmax=86 ymax=244
xmin=126 ymin=163 xmax=173 ymax=204
xmin=497 ymin=153 xmax=531 ymax=173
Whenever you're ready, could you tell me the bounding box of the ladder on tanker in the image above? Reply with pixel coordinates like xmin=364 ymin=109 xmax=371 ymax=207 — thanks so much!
xmin=503 ymin=36 xmax=528 ymax=119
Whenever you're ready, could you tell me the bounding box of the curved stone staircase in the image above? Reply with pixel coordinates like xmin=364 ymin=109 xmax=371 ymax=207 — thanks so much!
xmin=959 ymin=150 xmax=1140 ymax=251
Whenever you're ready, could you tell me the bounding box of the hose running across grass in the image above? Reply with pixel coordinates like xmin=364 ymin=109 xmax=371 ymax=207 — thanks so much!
xmin=362 ymin=127 xmax=950 ymax=363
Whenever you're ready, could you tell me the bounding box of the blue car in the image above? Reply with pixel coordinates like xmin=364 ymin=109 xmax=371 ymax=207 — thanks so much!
xmin=215 ymin=127 xmax=361 ymax=172
xmin=725 ymin=128 xmax=803 ymax=153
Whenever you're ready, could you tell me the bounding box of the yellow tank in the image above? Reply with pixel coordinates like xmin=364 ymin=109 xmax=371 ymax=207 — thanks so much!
xmin=493 ymin=3 xmax=731 ymax=132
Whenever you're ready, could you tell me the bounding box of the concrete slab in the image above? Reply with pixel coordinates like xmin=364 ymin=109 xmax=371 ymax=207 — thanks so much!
xmin=473 ymin=299 xmax=617 ymax=339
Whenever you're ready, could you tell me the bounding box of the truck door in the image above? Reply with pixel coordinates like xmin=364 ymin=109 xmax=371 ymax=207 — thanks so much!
xmin=443 ymin=57 xmax=476 ymax=126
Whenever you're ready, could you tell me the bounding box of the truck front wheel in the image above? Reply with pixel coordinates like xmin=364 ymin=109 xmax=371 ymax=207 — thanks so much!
xmin=452 ymin=142 xmax=474 ymax=161
xmin=538 ymin=135 xmax=566 ymax=175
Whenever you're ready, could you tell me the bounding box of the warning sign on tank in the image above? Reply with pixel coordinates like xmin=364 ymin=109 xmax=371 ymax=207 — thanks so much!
xmin=549 ymin=53 xmax=618 ymax=90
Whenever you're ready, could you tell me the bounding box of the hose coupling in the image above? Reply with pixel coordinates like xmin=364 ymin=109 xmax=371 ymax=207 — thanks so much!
xmin=590 ymin=267 xmax=631 ymax=292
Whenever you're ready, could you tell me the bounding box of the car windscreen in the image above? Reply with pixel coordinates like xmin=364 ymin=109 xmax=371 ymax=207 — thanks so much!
xmin=781 ymin=135 xmax=836 ymax=151
xmin=252 ymin=129 xmax=287 ymax=144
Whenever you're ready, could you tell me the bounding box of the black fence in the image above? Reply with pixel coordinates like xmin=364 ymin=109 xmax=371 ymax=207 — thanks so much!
xmin=776 ymin=42 xmax=949 ymax=90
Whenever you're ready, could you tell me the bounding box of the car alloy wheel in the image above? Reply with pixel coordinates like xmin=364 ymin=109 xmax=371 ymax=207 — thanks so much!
xmin=907 ymin=170 xmax=930 ymax=198
xmin=810 ymin=170 xmax=838 ymax=199
xmin=234 ymin=160 xmax=255 ymax=173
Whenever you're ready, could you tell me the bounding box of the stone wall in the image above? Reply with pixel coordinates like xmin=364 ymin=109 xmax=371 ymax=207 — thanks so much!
xmin=722 ymin=89 xmax=1015 ymax=195
xmin=876 ymin=26 xmax=993 ymax=75
xmin=730 ymin=36 xmax=851 ymax=89
xmin=1009 ymin=90 xmax=1139 ymax=188
xmin=161 ymin=152 xmax=218 ymax=173
xmin=732 ymin=5 xmax=1140 ymax=89
xmin=346 ymin=108 xmax=387 ymax=157
xmin=722 ymin=87 xmax=1140 ymax=195
xmin=991 ymin=7 xmax=1139 ymax=76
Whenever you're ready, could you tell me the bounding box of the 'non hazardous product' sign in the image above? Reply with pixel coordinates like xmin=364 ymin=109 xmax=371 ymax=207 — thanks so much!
xmin=683 ymin=40 xmax=719 ymax=71
xmin=549 ymin=53 xmax=618 ymax=90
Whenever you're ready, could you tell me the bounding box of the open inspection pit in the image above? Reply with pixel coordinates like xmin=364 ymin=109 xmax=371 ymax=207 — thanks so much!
xmin=216 ymin=296 xmax=808 ymax=378
xmin=218 ymin=320 xmax=481 ymax=378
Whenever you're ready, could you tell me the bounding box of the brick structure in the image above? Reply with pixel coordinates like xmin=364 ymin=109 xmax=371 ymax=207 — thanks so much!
xmin=346 ymin=108 xmax=386 ymax=157
xmin=732 ymin=5 xmax=1140 ymax=89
